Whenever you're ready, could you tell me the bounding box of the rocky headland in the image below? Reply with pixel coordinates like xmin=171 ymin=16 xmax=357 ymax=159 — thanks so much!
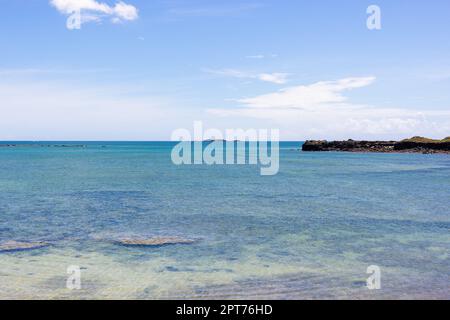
xmin=302 ymin=137 xmax=450 ymax=154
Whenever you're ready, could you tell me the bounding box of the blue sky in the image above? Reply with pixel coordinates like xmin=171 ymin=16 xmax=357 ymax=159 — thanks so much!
xmin=1 ymin=0 xmax=450 ymax=140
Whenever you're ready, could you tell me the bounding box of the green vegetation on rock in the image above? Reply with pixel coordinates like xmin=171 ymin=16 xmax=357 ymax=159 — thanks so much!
xmin=401 ymin=136 xmax=450 ymax=143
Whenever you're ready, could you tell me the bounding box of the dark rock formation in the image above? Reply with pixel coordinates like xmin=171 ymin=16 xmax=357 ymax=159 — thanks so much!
xmin=302 ymin=137 xmax=450 ymax=154
xmin=394 ymin=138 xmax=450 ymax=152
xmin=302 ymin=140 xmax=396 ymax=152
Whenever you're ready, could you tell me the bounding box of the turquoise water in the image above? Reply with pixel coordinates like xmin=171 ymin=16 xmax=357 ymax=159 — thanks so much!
xmin=0 ymin=142 xmax=449 ymax=299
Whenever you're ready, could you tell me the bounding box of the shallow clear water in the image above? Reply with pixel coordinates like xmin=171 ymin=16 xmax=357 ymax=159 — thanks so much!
xmin=0 ymin=142 xmax=449 ymax=299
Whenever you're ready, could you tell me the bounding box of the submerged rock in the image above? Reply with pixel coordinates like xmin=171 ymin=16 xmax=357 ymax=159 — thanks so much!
xmin=0 ymin=241 xmax=49 ymax=253
xmin=114 ymin=237 xmax=196 ymax=247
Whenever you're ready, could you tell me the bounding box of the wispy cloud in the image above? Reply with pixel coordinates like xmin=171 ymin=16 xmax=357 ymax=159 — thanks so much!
xmin=245 ymin=54 xmax=278 ymax=59
xmin=246 ymin=55 xmax=265 ymax=59
xmin=50 ymin=0 xmax=138 ymax=27
xmin=205 ymin=68 xmax=289 ymax=84
xmin=237 ymin=77 xmax=375 ymax=108
xmin=167 ymin=3 xmax=264 ymax=18
xmin=0 ymin=79 xmax=185 ymax=140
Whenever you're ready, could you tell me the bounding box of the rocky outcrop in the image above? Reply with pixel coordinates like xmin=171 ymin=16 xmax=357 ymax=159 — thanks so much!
xmin=302 ymin=137 xmax=450 ymax=154
xmin=302 ymin=140 xmax=396 ymax=152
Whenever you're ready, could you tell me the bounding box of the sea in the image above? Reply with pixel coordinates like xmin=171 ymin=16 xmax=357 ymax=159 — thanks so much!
xmin=0 ymin=142 xmax=449 ymax=299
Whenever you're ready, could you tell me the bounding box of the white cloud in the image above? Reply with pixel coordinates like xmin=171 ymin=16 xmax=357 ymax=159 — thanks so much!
xmin=113 ymin=1 xmax=138 ymax=20
xmin=237 ymin=77 xmax=375 ymax=108
xmin=207 ymin=76 xmax=450 ymax=139
xmin=205 ymin=69 xmax=289 ymax=84
xmin=50 ymin=0 xmax=138 ymax=27
xmin=257 ymin=73 xmax=289 ymax=84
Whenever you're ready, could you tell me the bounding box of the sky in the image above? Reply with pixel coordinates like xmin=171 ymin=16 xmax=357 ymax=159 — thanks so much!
xmin=1 ymin=0 xmax=450 ymax=141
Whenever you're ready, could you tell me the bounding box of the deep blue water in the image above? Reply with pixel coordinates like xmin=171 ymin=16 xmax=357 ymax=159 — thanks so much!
xmin=0 ymin=142 xmax=449 ymax=299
